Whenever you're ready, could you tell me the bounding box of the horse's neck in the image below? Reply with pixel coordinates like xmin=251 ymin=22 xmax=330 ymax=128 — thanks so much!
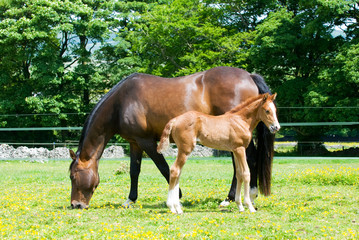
xmin=234 ymin=100 xmax=261 ymax=132
xmin=80 ymin=132 xmax=107 ymax=162
xmin=79 ymin=114 xmax=115 ymax=163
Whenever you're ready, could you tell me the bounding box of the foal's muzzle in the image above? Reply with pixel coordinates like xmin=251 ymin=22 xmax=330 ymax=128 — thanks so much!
xmin=269 ymin=125 xmax=280 ymax=134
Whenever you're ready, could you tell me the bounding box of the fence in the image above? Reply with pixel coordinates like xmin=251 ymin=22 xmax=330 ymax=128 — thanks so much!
xmin=0 ymin=122 xmax=358 ymax=151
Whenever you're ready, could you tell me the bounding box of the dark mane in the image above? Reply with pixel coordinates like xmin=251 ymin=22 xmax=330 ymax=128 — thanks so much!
xmin=76 ymin=73 xmax=137 ymax=155
xmin=226 ymin=94 xmax=264 ymax=114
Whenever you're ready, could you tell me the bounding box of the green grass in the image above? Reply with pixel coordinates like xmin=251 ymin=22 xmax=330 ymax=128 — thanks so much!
xmin=0 ymin=157 xmax=358 ymax=239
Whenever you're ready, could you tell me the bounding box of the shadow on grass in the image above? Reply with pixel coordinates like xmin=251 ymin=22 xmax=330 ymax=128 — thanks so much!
xmin=60 ymin=197 xmax=237 ymax=213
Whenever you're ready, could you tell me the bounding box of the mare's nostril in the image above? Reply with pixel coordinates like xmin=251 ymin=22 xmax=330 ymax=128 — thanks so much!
xmin=72 ymin=203 xmax=82 ymax=209
xmin=72 ymin=202 xmax=88 ymax=209
xmin=71 ymin=201 xmax=85 ymax=209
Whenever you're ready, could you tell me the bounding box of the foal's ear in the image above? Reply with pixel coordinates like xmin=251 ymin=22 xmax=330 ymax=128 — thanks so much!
xmin=271 ymin=93 xmax=277 ymax=101
xmin=262 ymin=93 xmax=269 ymax=102
xmin=69 ymin=149 xmax=76 ymax=161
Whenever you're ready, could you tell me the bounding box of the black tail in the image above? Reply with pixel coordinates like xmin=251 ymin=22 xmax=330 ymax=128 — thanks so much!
xmin=250 ymin=74 xmax=275 ymax=196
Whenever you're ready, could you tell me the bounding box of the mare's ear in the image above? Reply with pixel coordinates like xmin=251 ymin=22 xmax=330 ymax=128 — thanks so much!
xmin=69 ymin=149 xmax=76 ymax=161
xmin=271 ymin=93 xmax=277 ymax=101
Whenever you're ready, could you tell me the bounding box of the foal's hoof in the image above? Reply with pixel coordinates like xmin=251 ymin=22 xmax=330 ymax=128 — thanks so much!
xmin=238 ymin=205 xmax=245 ymax=212
xmin=169 ymin=207 xmax=183 ymax=214
xmin=167 ymin=202 xmax=183 ymax=214
xmin=122 ymin=199 xmax=135 ymax=208
xmin=249 ymin=207 xmax=257 ymax=213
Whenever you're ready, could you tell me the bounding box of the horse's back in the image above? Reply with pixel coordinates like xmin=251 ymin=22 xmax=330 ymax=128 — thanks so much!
xmin=116 ymin=67 xmax=259 ymax=140
xmin=203 ymin=67 xmax=259 ymax=114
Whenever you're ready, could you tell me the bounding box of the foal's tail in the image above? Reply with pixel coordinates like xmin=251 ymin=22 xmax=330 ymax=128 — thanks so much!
xmin=157 ymin=119 xmax=176 ymax=154
xmin=251 ymin=74 xmax=276 ymax=196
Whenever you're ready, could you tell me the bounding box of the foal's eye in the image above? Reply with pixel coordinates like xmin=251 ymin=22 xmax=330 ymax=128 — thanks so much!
xmin=265 ymin=110 xmax=270 ymax=114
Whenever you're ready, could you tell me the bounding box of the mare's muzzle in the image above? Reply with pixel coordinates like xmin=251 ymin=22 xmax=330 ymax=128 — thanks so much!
xmin=71 ymin=200 xmax=88 ymax=209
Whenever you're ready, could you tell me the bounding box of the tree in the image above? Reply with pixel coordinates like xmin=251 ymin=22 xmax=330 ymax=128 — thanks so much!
xmin=0 ymin=0 xmax=113 ymax=143
xmin=0 ymin=0 xmax=357 ymax=149
xmin=245 ymin=0 xmax=358 ymax=150
xmin=130 ymin=0 xmax=252 ymax=77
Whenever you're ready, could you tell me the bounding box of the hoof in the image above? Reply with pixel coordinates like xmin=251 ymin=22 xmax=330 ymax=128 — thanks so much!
xmin=238 ymin=205 xmax=245 ymax=212
xmin=167 ymin=202 xmax=183 ymax=214
xmin=249 ymin=206 xmax=257 ymax=213
xmin=219 ymin=199 xmax=231 ymax=208
xmin=122 ymin=199 xmax=135 ymax=208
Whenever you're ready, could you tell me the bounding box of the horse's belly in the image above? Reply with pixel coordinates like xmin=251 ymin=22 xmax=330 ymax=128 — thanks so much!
xmin=199 ymin=139 xmax=232 ymax=152
xmin=197 ymin=128 xmax=233 ymax=151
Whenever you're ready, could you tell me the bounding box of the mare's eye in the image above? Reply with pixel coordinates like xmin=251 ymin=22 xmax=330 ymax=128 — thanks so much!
xmin=265 ymin=110 xmax=270 ymax=114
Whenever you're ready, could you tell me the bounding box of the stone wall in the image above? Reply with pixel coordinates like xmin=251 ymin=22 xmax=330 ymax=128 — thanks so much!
xmin=0 ymin=144 xmax=125 ymax=160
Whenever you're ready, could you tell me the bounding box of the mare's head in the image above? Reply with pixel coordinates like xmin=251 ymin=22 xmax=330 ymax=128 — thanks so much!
xmin=69 ymin=150 xmax=100 ymax=209
xmin=258 ymin=93 xmax=280 ymax=134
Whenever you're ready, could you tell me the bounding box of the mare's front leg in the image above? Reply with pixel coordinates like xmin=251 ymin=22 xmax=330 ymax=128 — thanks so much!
xmin=233 ymin=147 xmax=256 ymax=213
xmin=247 ymin=141 xmax=259 ymax=204
xmin=138 ymin=138 xmax=183 ymax=197
xmin=123 ymin=142 xmax=143 ymax=208
xmin=167 ymin=150 xmax=188 ymax=214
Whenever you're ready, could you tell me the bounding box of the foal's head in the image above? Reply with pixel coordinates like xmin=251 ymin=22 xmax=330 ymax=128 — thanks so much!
xmin=258 ymin=93 xmax=280 ymax=134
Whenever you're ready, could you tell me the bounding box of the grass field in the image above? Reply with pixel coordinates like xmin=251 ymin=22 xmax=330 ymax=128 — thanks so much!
xmin=0 ymin=157 xmax=358 ymax=239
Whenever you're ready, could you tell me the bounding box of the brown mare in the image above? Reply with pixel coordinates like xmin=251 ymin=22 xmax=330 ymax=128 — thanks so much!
xmin=69 ymin=66 xmax=275 ymax=209
xmin=157 ymin=93 xmax=280 ymax=214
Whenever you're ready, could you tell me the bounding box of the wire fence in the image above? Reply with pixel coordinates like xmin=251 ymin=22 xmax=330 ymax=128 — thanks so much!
xmin=0 ymin=122 xmax=358 ymax=153
xmin=0 ymin=104 xmax=358 ymax=157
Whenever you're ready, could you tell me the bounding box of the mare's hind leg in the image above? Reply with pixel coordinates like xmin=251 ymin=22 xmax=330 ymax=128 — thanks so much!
xmin=220 ymin=141 xmax=257 ymax=207
xmin=123 ymin=143 xmax=143 ymax=208
xmin=233 ymin=147 xmax=256 ymax=213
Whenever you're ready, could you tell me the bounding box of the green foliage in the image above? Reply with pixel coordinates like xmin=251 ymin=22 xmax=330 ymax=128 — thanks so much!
xmin=246 ymin=1 xmax=358 ymax=143
xmin=0 ymin=0 xmax=137 ymax=143
xmin=0 ymin=0 xmax=357 ymax=145
xmin=131 ymin=0 xmax=251 ymax=76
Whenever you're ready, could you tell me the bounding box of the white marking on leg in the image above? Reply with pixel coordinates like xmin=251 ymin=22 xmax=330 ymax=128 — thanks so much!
xmin=219 ymin=199 xmax=231 ymax=208
xmin=167 ymin=183 xmax=182 ymax=214
xmin=235 ymin=178 xmax=245 ymax=212
xmin=243 ymin=179 xmax=256 ymax=213
xmin=250 ymin=187 xmax=258 ymax=205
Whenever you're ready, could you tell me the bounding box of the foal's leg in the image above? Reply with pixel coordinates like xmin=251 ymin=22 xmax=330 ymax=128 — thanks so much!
xmin=220 ymin=141 xmax=258 ymax=207
xmin=167 ymin=150 xmax=188 ymax=214
xmin=137 ymin=138 xmax=182 ymax=198
xmin=233 ymin=147 xmax=256 ymax=213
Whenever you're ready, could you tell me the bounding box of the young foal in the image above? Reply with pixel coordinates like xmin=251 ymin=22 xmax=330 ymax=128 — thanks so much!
xmin=157 ymin=93 xmax=280 ymax=214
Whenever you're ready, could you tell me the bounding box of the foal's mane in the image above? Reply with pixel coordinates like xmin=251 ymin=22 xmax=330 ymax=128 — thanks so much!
xmin=226 ymin=94 xmax=265 ymax=114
